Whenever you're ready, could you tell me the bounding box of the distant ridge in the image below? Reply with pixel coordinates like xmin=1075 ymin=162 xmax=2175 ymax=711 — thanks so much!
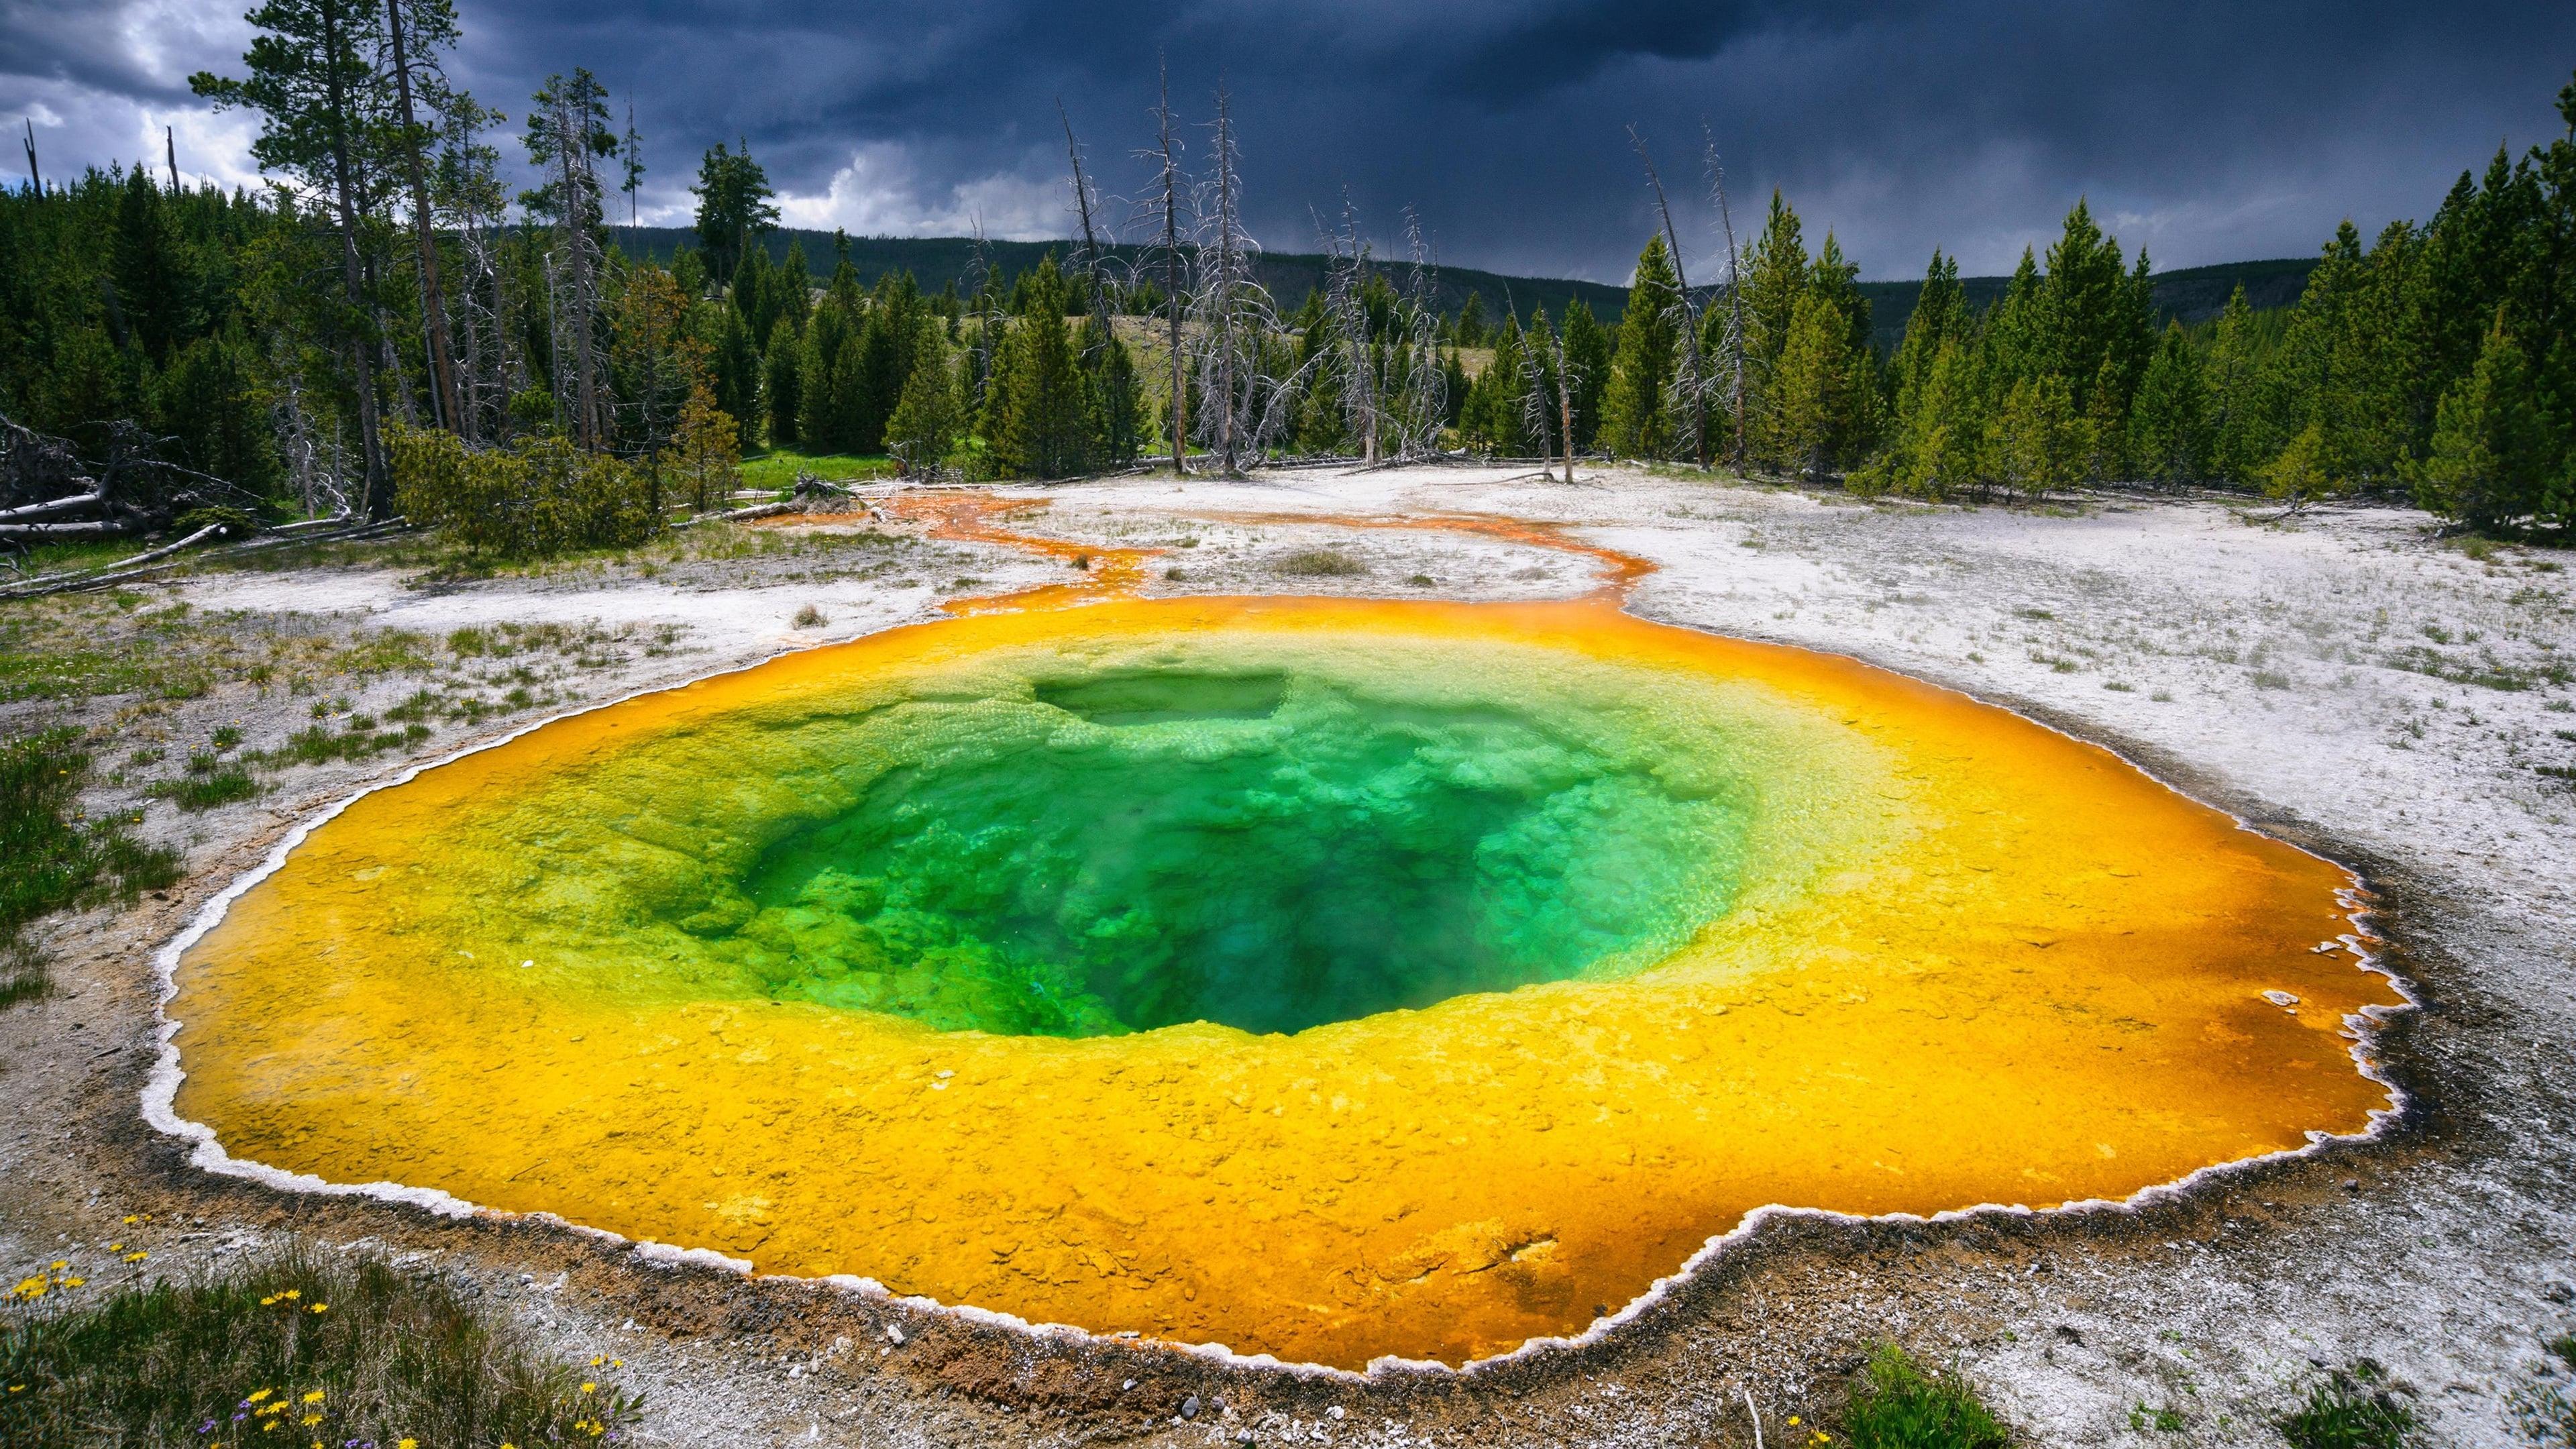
xmin=612 ymin=225 xmax=2317 ymax=348
xmin=611 ymin=225 xmax=1633 ymax=330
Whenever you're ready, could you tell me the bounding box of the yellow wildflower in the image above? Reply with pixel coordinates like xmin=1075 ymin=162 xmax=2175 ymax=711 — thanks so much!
xmin=302 ymin=1390 xmax=325 ymax=1403
xmin=109 ymin=1242 xmax=123 ymax=1252
xmin=61 ymin=1277 xmax=83 ymax=1287
xmin=1788 ymin=1415 xmax=1802 ymax=1426
xmin=398 ymin=1440 xmax=417 ymax=1448
xmin=300 ymin=1413 xmax=321 ymax=1426
xmin=48 ymin=1261 xmax=66 ymax=1271
xmin=126 ymin=1251 xmax=148 ymax=1263
xmin=11 ymin=1277 xmax=46 ymax=1301
xmin=580 ymin=1382 xmax=596 ymax=1393
xmin=280 ymin=1289 xmax=300 ymax=1300
xmin=122 ymin=1215 xmax=140 ymax=1224
xmin=310 ymin=1303 xmax=327 ymax=1313
xmin=247 ymin=1389 xmax=274 ymax=1403
xmin=261 ymin=1295 xmax=277 ymax=1305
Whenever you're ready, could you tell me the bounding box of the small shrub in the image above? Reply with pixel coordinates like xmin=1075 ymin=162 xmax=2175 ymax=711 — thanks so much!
xmin=2279 ymin=1362 xmax=2418 ymax=1448
xmin=1275 ymin=549 xmax=1365 ymax=578
xmin=0 ymin=1245 xmax=641 ymax=1448
xmin=390 ymin=423 xmax=663 ymax=559
xmin=1839 ymin=1344 xmax=2010 ymax=1449
xmin=792 ymin=604 xmax=828 ymax=629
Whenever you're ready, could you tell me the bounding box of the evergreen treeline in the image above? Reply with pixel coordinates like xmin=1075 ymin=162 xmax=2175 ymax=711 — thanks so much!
xmin=1552 ymin=68 xmax=2576 ymax=534
xmin=3 ymin=16 xmax=2570 ymax=539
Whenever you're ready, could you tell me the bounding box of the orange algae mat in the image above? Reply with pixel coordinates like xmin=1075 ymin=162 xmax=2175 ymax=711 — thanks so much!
xmin=168 ymin=595 xmax=2400 ymax=1369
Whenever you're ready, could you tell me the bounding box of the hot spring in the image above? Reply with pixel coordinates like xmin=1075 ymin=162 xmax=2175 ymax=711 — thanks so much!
xmin=166 ymin=594 xmax=2399 ymax=1368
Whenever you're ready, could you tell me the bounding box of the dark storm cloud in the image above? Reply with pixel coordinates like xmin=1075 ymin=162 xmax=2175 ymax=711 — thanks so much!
xmin=6 ymin=0 xmax=2571 ymax=281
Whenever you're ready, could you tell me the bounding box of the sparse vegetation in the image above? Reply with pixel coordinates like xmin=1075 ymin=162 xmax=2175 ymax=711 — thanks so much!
xmin=1837 ymin=1344 xmax=2012 ymax=1449
xmin=2279 ymin=1361 xmax=2419 ymax=1449
xmin=1276 ymin=548 xmax=1366 ymax=577
xmin=0 ymin=1245 xmax=640 ymax=1448
xmin=0 ymin=729 xmax=182 ymax=1008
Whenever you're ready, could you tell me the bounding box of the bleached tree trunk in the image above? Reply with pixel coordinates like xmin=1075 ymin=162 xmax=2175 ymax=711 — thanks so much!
xmin=1322 ymin=197 xmax=1380 ymax=463
xmin=1151 ymin=69 xmax=1187 ymax=474
xmin=1395 ymin=209 xmax=1449 ymax=460
xmin=1706 ymin=127 xmax=1748 ymax=470
xmin=1630 ymin=127 xmax=1708 ymax=469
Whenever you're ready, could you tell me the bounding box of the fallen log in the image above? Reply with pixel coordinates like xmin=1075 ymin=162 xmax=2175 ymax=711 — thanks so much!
xmin=0 ymin=489 xmax=104 ymax=525
xmin=673 ymin=500 xmax=800 ymax=528
xmin=0 ymin=519 xmax=127 ymax=541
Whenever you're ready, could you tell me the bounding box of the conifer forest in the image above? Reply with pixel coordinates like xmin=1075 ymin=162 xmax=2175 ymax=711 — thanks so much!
xmin=3 ymin=2 xmax=2570 ymax=555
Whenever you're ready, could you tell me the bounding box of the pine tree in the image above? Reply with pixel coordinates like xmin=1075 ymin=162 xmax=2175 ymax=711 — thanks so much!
xmin=706 ymin=304 xmax=761 ymax=452
xmin=1601 ymin=235 xmax=1680 ymax=457
xmin=1454 ymin=292 xmax=1487 ymax=347
xmin=988 ymin=257 xmax=1090 ymax=479
xmin=153 ymin=332 xmax=280 ymax=491
xmin=690 ymin=141 xmax=777 ymax=286
xmin=1079 ymin=309 xmax=1144 ymax=466
xmin=2261 ymin=420 xmax=2333 ymax=512
xmin=191 ymin=0 xmax=401 ymax=511
xmin=2203 ymin=287 xmax=2273 ymax=486
xmin=1806 ymin=233 xmax=1879 ymax=460
xmin=884 ymin=325 xmax=961 ymax=476
xmin=111 ymin=166 xmax=197 ymax=364
xmin=762 ymin=321 xmax=800 ymax=447
xmin=1738 ymin=190 xmax=1809 ymax=429
xmin=1764 ymin=290 xmax=1852 ymax=481
xmin=1890 ymin=250 xmax=1966 ymax=410
xmin=1461 ymin=314 xmax=1529 ymax=455
xmin=1989 ymin=375 xmax=2078 ymax=502
xmin=663 ymin=382 xmax=740 ymax=513
xmin=2418 ymin=311 xmax=2546 ymax=531
xmin=1560 ymin=300 xmax=1613 ymax=451
xmin=2127 ymin=321 xmax=2210 ymax=486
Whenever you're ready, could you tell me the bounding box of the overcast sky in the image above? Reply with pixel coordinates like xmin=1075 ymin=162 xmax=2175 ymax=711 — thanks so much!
xmin=5 ymin=0 xmax=2570 ymax=283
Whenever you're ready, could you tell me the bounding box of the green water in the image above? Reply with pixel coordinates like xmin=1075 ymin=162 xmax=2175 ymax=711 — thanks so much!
xmin=715 ymin=664 xmax=1754 ymax=1036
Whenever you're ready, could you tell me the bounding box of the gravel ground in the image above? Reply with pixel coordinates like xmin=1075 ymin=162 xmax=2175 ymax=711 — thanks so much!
xmin=3 ymin=464 xmax=2573 ymax=1448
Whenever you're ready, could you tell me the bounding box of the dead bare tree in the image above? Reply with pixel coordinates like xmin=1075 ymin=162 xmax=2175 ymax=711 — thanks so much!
xmin=1629 ymin=126 xmax=1709 ymax=469
xmin=1138 ymin=62 xmax=1189 ymax=475
xmin=1317 ymin=195 xmax=1383 ymax=462
xmin=436 ymin=98 xmax=508 ymax=443
xmin=1185 ymin=89 xmax=1291 ymax=472
xmin=0 ymin=413 xmax=270 ymax=546
xmin=1517 ymin=307 xmax=1578 ymax=483
xmin=1059 ymin=101 xmax=1106 ymax=317
xmin=1705 ymin=124 xmax=1748 ymax=469
xmin=1389 ymin=208 xmax=1450 ymax=460
xmin=527 ymin=71 xmax=614 ymax=449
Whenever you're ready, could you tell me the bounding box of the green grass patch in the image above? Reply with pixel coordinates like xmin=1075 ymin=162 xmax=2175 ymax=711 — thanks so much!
xmin=2279 ymin=1360 xmax=2419 ymax=1448
xmin=1839 ymin=1344 xmax=2011 ymax=1449
xmin=0 ymin=1244 xmax=640 ymax=1448
xmin=148 ymin=765 xmax=262 ymax=812
xmin=739 ymin=448 xmax=894 ymax=492
xmin=1 ymin=729 xmax=182 ymax=1007
xmin=249 ymin=722 xmax=433 ymax=770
